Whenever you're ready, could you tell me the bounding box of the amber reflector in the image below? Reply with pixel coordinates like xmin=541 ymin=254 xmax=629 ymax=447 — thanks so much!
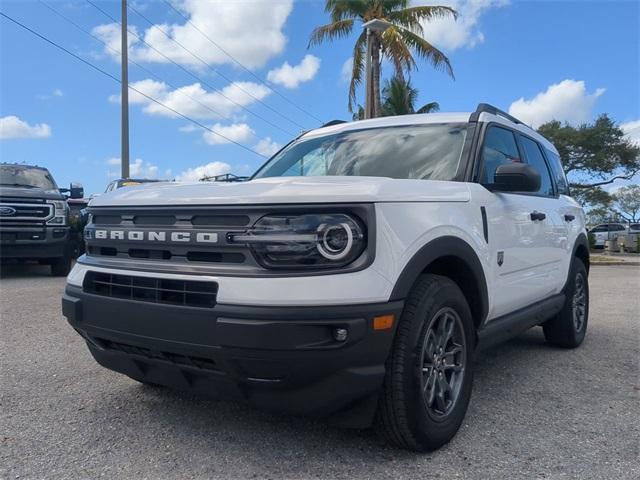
xmin=373 ymin=314 xmax=395 ymax=330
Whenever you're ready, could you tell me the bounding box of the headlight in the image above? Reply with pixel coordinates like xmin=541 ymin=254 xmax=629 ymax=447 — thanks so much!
xmin=46 ymin=200 xmax=67 ymax=226
xmin=230 ymin=213 xmax=366 ymax=270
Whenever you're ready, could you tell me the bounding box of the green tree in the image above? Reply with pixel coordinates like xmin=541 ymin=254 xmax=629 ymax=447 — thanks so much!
xmin=309 ymin=0 xmax=455 ymax=115
xmin=612 ymin=184 xmax=640 ymax=222
xmin=537 ymin=116 xmax=640 ymax=196
xmin=381 ymin=76 xmax=439 ymax=116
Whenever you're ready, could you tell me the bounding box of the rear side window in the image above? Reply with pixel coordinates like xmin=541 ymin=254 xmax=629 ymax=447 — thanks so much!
xmin=544 ymin=148 xmax=570 ymax=196
xmin=480 ymin=126 xmax=521 ymax=184
xmin=519 ymin=136 xmax=554 ymax=197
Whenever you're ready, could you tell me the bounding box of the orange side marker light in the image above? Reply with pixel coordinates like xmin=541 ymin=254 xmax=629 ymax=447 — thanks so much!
xmin=373 ymin=314 xmax=395 ymax=331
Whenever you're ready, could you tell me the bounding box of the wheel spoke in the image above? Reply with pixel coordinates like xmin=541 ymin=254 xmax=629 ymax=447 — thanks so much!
xmin=443 ymin=363 xmax=463 ymax=372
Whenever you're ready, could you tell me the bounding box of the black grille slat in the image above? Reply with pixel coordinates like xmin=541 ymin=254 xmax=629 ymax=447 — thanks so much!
xmin=97 ymin=338 xmax=219 ymax=372
xmin=83 ymin=271 xmax=217 ymax=308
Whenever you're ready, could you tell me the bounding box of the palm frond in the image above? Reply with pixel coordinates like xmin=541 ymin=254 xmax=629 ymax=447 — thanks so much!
xmin=326 ymin=0 xmax=369 ymax=22
xmin=416 ymin=101 xmax=440 ymax=114
xmin=380 ymin=27 xmax=417 ymax=77
xmin=399 ymin=28 xmax=454 ymax=78
xmin=348 ymin=31 xmax=367 ymax=112
xmin=308 ymin=19 xmax=355 ymax=48
xmin=389 ymin=5 xmax=457 ymax=26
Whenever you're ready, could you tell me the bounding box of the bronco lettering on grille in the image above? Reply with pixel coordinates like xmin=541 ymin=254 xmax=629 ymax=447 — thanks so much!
xmin=89 ymin=229 xmax=219 ymax=243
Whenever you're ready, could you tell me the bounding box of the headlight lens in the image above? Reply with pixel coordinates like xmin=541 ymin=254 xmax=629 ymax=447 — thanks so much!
xmin=46 ymin=200 xmax=67 ymax=226
xmin=230 ymin=213 xmax=366 ymax=269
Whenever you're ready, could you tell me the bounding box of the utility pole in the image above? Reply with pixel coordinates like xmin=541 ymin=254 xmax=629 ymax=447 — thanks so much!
xmin=121 ymin=0 xmax=130 ymax=179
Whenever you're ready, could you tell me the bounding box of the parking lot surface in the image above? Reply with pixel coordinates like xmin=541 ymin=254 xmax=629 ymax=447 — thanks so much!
xmin=1 ymin=264 xmax=639 ymax=479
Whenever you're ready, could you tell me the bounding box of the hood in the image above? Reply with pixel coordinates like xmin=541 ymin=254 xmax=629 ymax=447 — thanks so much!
xmin=0 ymin=185 xmax=65 ymax=201
xmin=89 ymin=177 xmax=471 ymax=207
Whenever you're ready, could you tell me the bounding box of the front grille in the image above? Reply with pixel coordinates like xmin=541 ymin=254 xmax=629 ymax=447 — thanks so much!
xmin=83 ymin=271 xmax=218 ymax=308
xmin=0 ymin=201 xmax=52 ymax=225
xmin=96 ymin=338 xmax=219 ymax=372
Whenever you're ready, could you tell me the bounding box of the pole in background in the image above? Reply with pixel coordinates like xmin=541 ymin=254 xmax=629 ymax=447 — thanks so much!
xmin=364 ymin=27 xmax=372 ymax=119
xmin=120 ymin=0 xmax=130 ymax=179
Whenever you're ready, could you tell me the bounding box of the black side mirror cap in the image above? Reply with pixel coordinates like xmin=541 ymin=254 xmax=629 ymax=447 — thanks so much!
xmin=489 ymin=163 xmax=541 ymax=193
xmin=69 ymin=182 xmax=84 ymax=199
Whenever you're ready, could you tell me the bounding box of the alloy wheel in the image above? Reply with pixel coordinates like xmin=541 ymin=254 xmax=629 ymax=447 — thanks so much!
xmin=419 ymin=307 xmax=467 ymax=419
xmin=572 ymin=273 xmax=587 ymax=332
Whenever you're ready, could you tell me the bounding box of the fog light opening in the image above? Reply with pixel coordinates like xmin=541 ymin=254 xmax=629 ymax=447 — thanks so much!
xmin=333 ymin=327 xmax=348 ymax=342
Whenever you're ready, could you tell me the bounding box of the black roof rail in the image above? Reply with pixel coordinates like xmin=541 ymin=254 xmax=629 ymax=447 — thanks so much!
xmin=470 ymin=103 xmax=525 ymax=125
xmin=321 ymin=119 xmax=347 ymax=128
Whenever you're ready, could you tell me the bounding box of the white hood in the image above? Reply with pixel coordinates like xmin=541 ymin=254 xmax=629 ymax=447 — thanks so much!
xmin=89 ymin=176 xmax=470 ymax=207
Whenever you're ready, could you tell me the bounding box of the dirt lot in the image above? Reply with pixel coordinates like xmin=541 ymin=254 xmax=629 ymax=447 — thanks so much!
xmin=1 ymin=264 xmax=639 ymax=479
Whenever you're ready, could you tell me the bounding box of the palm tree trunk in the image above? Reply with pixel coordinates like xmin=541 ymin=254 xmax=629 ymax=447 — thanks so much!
xmin=371 ymin=35 xmax=381 ymax=118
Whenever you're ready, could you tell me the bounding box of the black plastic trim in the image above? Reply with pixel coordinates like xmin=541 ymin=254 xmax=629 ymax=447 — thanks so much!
xmin=480 ymin=206 xmax=488 ymax=243
xmin=388 ymin=236 xmax=489 ymax=323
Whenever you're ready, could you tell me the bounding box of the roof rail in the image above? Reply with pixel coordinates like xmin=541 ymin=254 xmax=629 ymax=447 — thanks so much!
xmin=321 ymin=119 xmax=347 ymax=128
xmin=470 ymin=103 xmax=525 ymax=125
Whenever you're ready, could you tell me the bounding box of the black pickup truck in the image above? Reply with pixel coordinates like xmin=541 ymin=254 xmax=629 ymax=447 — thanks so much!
xmin=0 ymin=163 xmax=83 ymax=276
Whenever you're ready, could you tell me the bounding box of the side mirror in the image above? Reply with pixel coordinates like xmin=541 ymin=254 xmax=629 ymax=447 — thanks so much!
xmin=69 ymin=182 xmax=84 ymax=199
xmin=490 ymin=163 xmax=540 ymax=193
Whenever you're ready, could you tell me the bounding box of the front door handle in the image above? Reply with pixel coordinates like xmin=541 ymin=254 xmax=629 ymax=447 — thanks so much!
xmin=530 ymin=211 xmax=546 ymax=221
xmin=564 ymin=214 xmax=575 ymax=222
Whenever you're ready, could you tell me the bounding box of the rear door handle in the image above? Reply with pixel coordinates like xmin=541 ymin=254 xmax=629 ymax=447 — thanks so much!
xmin=530 ymin=211 xmax=546 ymax=221
xmin=564 ymin=214 xmax=575 ymax=222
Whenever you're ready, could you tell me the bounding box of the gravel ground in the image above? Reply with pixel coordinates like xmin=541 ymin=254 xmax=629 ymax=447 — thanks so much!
xmin=1 ymin=264 xmax=639 ymax=479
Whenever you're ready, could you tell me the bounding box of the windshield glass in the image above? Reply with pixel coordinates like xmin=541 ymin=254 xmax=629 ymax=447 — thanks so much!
xmin=254 ymin=124 xmax=468 ymax=181
xmin=0 ymin=165 xmax=57 ymax=189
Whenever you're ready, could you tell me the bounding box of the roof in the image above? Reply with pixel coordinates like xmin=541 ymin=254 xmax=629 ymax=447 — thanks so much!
xmin=1 ymin=162 xmax=49 ymax=171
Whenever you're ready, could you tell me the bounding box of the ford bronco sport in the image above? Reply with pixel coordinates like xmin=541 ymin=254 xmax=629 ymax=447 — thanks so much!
xmin=62 ymin=104 xmax=589 ymax=451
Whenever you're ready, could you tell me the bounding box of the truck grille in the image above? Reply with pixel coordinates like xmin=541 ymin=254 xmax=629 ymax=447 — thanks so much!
xmin=83 ymin=271 xmax=218 ymax=308
xmin=0 ymin=199 xmax=52 ymax=226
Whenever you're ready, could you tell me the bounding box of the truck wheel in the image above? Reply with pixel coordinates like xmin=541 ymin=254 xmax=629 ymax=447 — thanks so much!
xmin=376 ymin=274 xmax=474 ymax=451
xmin=543 ymin=258 xmax=589 ymax=348
xmin=50 ymin=254 xmax=72 ymax=277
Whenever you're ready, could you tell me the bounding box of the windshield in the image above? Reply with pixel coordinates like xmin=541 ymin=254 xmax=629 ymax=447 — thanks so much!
xmin=0 ymin=165 xmax=58 ymax=190
xmin=253 ymin=124 xmax=468 ymax=181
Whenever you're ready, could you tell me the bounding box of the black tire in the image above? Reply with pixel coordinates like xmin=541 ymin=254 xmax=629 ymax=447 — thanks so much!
xmin=50 ymin=254 xmax=72 ymax=277
xmin=376 ymin=274 xmax=475 ymax=451
xmin=543 ymin=257 xmax=589 ymax=348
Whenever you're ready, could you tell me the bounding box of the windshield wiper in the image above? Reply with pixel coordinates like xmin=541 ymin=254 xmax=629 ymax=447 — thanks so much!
xmin=0 ymin=183 xmax=39 ymax=188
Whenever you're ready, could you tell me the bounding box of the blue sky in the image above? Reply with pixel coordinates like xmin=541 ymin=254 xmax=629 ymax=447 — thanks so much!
xmin=1 ymin=0 xmax=639 ymax=195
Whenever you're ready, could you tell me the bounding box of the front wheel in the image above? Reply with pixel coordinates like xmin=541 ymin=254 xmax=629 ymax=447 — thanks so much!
xmin=376 ymin=274 xmax=475 ymax=451
xmin=543 ymin=258 xmax=589 ymax=348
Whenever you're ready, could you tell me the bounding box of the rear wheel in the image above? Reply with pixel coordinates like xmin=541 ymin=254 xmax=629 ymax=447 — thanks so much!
xmin=543 ymin=257 xmax=589 ymax=348
xmin=376 ymin=274 xmax=475 ymax=451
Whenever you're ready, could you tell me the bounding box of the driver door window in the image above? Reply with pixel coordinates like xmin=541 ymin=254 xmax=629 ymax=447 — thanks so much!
xmin=480 ymin=126 xmax=521 ymax=184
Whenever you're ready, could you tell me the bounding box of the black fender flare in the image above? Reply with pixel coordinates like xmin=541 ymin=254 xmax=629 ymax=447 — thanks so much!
xmin=572 ymin=232 xmax=590 ymax=273
xmin=389 ymin=236 xmax=489 ymax=324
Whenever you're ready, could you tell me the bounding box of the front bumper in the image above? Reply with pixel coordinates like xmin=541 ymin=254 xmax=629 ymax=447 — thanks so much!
xmin=0 ymin=227 xmax=69 ymax=259
xmin=62 ymin=285 xmax=403 ymax=426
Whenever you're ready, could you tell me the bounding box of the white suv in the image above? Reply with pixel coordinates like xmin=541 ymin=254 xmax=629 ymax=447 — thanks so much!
xmin=62 ymin=103 xmax=590 ymax=451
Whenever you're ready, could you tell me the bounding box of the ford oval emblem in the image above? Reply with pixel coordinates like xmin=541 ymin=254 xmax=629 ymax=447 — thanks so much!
xmin=0 ymin=206 xmax=17 ymax=216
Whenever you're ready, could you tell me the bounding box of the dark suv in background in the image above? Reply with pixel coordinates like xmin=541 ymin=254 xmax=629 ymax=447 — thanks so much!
xmin=0 ymin=163 xmax=83 ymax=276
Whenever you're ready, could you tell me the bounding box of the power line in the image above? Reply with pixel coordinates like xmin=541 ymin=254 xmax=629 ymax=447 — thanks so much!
xmin=0 ymin=10 xmax=267 ymax=158
xmin=127 ymin=3 xmax=309 ymax=131
xmin=161 ymin=0 xmax=323 ymax=124
xmin=87 ymin=0 xmax=296 ymax=137
xmin=39 ymin=0 xmax=247 ymax=126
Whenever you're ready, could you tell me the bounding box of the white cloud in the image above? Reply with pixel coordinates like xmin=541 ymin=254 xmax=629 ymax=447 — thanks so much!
xmin=621 ymin=120 xmax=640 ymax=146
xmin=176 ymin=161 xmax=231 ymax=182
xmin=203 ymin=123 xmax=254 ymax=145
xmin=267 ymin=55 xmax=321 ymax=89
xmin=416 ymin=0 xmax=509 ymax=51
xmin=105 ymin=157 xmax=160 ymax=178
xmin=340 ymin=57 xmax=353 ymax=83
xmin=111 ymin=79 xmax=271 ymax=120
xmin=0 ymin=115 xmax=52 ymax=140
xmin=254 ymin=137 xmax=282 ymax=157
xmin=93 ymin=0 xmax=293 ymax=69
xmin=53 ymin=89 xmax=64 ymax=97
xmin=508 ymin=80 xmax=605 ymax=128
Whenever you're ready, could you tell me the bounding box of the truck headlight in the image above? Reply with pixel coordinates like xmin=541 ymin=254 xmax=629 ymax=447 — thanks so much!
xmin=229 ymin=213 xmax=366 ymax=270
xmin=46 ymin=200 xmax=67 ymax=226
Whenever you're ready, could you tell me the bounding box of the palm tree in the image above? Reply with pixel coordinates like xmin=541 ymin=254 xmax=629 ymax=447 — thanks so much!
xmin=309 ymin=0 xmax=455 ymax=116
xmin=381 ymin=76 xmax=440 ymax=116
